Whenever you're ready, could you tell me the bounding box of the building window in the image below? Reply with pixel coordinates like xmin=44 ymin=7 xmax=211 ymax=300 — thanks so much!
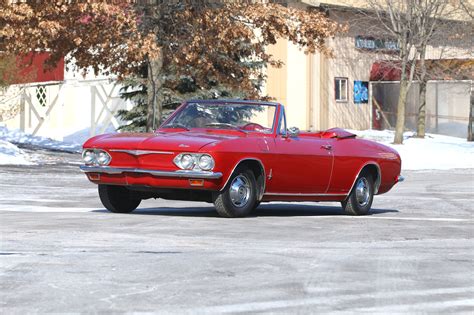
xmin=335 ymin=77 xmax=348 ymax=102
xmin=36 ymin=85 xmax=47 ymax=107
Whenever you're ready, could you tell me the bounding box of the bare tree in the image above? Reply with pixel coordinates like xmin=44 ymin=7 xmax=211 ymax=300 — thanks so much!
xmin=459 ymin=0 xmax=474 ymax=141
xmin=412 ymin=0 xmax=446 ymax=139
xmin=414 ymin=1 xmax=472 ymax=138
xmin=359 ymin=0 xmax=470 ymax=143
xmin=364 ymin=0 xmax=420 ymax=144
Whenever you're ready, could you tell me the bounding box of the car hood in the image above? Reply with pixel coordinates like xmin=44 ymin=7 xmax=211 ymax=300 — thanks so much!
xmin=84 ymin=131 xmax=239 ymax=152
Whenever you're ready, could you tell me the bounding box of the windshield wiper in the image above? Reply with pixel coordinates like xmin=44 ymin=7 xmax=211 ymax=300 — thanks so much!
xmin=205 ymin=123 xmax=247 ymax=134
xmin=163 ymin=123 xmax=190 ymax=131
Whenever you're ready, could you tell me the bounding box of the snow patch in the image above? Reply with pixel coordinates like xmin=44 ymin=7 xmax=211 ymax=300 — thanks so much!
xmin=0 ymin=126 xmax=82 ymax=153
xmin=0 ymin=139 xmax=34 ymax=165
xmin=352 ymin=129 xmax=474 ymax=170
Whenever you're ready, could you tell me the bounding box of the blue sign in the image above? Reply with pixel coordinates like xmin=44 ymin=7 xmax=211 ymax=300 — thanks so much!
xmin=354 ymin=81 xmax=368 ymax=104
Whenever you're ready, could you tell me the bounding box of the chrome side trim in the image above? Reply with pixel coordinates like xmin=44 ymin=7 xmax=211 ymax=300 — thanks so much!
xmin=109 ymin=149 xmax=174 ymax=156
xmin=80 ymin=165 xmax=222 ymax=179
xmin=264 ymin=192 xmax=347 ymax=197
xmin=219 ymin=158 xmax=266 ymax=201
xmin=347 ymin=162 xmax=382 ymax=198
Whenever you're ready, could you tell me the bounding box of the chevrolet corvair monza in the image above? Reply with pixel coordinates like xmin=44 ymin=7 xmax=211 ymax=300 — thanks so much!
xmin=81 ymin=100 xmax=403 ymax=217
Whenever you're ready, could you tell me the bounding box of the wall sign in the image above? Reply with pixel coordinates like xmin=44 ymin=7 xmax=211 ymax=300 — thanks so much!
xmin=355 ymin=36 xmax=399 ymax=52
xmin=354 ymin=81 xmax=369 ymax=104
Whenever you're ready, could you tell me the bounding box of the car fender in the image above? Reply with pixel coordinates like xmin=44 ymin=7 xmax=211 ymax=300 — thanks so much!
xmin=219 ymin=157 xmax=266 ymax=200
xmin=347 ymin=161 xmax=382 ymax=196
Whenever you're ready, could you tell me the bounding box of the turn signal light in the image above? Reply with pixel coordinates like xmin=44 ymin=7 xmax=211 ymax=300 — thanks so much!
xmin=189 ymin=179 xmax=204 ymax=187
xmin=87 ymin=173 xmax=101 ymax=181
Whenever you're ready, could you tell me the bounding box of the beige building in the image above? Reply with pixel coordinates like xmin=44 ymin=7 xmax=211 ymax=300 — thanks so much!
xmin=265 ymin=0 xmax=473 ymax=132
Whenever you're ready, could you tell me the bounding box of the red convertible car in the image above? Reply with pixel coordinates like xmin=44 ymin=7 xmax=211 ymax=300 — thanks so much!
xmin=81 ymin=100 xmax=403 ymax=217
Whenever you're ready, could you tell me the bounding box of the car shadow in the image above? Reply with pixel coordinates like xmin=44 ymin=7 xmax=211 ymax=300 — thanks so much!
xmin=92 ymin=203 xmax=398 ymax=218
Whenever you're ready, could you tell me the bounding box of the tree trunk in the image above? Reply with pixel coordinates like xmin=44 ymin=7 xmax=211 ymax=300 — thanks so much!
xmin=468 ymin=81 xmax=473 ymax=141
xmin=393 ymin=32 xmax=415 ymax=145
xmin=394 ymin=78 xmax=408 ymax=144
xmin=146 ymin=49 xmax=164 ymax=132
xmin=416 ymin=44 xmax=427 ymax=138
xmin=417 ymin=79 xmax=427 ymax=138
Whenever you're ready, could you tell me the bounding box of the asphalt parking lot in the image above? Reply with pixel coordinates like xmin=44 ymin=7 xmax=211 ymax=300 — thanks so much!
xmin=1 ymin=152 xmax=473 ymax=313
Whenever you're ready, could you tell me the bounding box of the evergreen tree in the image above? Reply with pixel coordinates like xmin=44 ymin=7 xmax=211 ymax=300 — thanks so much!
xmin=117 ymin=67 xmax=263 ymax=132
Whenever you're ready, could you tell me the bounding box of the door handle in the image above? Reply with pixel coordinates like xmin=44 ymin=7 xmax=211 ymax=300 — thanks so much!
xmin=321 ymin=144 xmax=332 ymax=150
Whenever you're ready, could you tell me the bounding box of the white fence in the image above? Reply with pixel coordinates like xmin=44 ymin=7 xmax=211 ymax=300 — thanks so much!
xmin=1 ymin=79 xmax=131 ymax=144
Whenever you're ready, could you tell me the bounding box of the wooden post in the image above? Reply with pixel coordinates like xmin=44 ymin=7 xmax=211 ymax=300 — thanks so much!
xmin=20 ymin=89 xmax=25 ymax=132
xmin=372 ymin=96 xmax=392 ymax=130
xmin=90 ymin=86 xmax=96 ymax=137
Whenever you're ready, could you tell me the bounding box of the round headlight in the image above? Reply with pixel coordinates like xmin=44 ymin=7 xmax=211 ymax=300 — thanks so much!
xmin=198 ymin=154 xmax=214 ymax=171
xmin=97 ymin=151 xmax=111 ymax=165
xmin=180 ymin=154 xmax=194 ymax=169
xmin=82 ymin=150 xmax=96 ymax=164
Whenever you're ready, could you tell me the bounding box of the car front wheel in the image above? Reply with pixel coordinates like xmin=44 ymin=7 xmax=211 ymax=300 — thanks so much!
xmin=341 ymin=172 xmax=374 ymax=215
xmin=213 ymin=167 xmax=257 ymax=218
xmin=98 ymin=184 xmax=141 ymax=213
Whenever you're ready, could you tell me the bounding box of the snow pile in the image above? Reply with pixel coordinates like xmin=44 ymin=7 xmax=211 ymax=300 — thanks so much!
xmin=353 ymin=129 xmax=474 ymax=170
xmin=0 ymin=139 xmax=33 ymax=165
xmin=0 ymin=126 xmax=82 ymax=153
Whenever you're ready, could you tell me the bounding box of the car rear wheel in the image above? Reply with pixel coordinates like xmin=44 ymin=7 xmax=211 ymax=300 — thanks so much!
xmin=341 ymin=172 xmax=374 ymax=215
xmin=98 ymin=184 xmax=141 ymax=213
xmin=213 ymin=167 xmax=257 ymax=218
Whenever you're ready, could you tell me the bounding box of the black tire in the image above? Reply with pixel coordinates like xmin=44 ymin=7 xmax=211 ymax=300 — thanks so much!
xmin=341 ymin=172 xmax=374 ymax=216
xmin=213 ymin=167 xmax=257 ymax=218
xmin=98 ymin=184 xmax=141 ymax=213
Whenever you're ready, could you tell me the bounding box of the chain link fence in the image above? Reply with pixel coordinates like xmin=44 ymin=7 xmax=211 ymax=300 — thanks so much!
xmin=371 ymin=80 xmax=472 ymax=139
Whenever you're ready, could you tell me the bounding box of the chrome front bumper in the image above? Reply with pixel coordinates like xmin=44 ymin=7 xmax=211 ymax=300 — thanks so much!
xmin=397 ymin=175 xmax=405 ymax=183
xmin=79 ymin=165 xmax=223 ymax=179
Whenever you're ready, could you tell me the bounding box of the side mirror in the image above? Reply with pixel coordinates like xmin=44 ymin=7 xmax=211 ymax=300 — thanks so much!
xmin=287 ymin=127 xmax=300 ymax=138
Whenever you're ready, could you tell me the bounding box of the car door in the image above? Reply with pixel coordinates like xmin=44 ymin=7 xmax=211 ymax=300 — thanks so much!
xmin=269 ymin=108 xmax=334 ymax=194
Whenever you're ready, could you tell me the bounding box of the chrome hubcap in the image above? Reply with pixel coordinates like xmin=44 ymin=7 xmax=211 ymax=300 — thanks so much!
xmin=229 ymin=175 xmax=251 ymax=208
xmin=355 ymin=177 xmax=370 ymax=207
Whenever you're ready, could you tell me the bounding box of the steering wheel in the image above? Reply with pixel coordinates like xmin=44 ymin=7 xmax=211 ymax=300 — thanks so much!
xmin=241 ymin=123 xmax=266 ymax=131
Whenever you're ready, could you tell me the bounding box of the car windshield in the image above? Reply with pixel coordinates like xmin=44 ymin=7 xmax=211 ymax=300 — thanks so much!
xmin=162 ymin=102 xmax=277 ymax=133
